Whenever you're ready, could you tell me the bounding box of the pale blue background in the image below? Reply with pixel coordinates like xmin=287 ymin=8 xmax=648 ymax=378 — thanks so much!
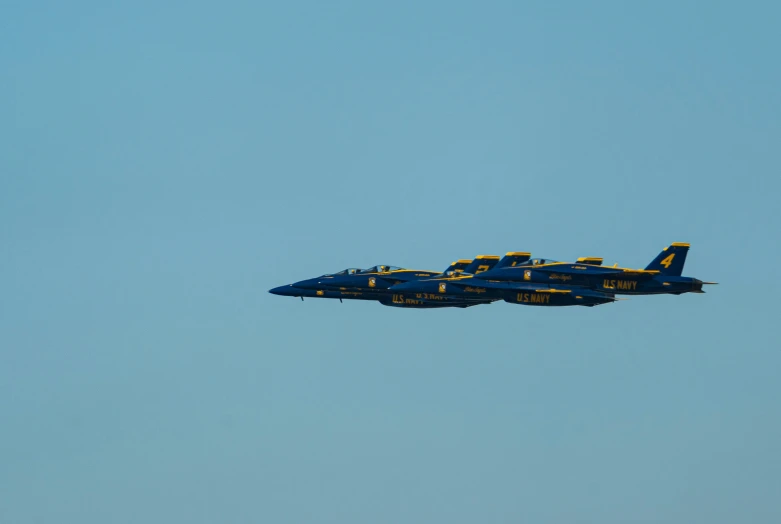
xmin=2 ymin=1 xmax=780 ymax=523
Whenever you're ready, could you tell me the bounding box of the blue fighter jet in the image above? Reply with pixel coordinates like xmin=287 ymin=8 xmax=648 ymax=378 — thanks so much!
xmin=269 ymin=259 xmax=488 ymax=308
xmin=379 ymin=255 xmax=506 ymax=307
xmin=391 ymin=252 xmax=620 ymax=307
xmin=472 ymin=242 xmax=717 ymax=299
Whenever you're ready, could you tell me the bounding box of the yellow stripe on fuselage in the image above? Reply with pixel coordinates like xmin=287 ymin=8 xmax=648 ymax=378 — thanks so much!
xmin=502 ymin=261 xmax=659 ymax=273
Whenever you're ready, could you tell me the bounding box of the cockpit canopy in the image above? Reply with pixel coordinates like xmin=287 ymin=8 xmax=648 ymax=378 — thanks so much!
xmin=516 ymin=258 xmax=558 ymax=267
xmin=328 ymin=268 xmax=362 ymax=276
xmin=359 ymin=265 xmax=403 ymax=274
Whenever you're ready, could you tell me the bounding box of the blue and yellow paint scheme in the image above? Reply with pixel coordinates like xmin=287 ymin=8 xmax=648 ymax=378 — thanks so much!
xmin=390 ymin=252 xmax=618 ymax=307
xmin=459 ymin=255 xmax=503 ymax=275
xmin=450 ymin=280 xmax=618 ymax=307
xmin=473 ymin=243 xmax=717 ymax=296
xmin=270 ymin=243 xmax=715 ymax=309
xmin=444 ymin=259 xmax=473 ymax=273
xmin=269 ymin=261 xmax=489 ymax=308
xmin=313 ymin=265 xmax=440 ymax=293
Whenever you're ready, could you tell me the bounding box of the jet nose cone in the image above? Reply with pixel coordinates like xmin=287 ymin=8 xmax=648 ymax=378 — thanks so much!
xmin=269 ymin=285 xmax=299 ymax=297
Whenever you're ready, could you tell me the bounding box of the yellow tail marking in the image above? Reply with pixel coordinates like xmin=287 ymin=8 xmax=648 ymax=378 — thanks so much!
xmin=660 ymin=253 xmax=675 ymax=268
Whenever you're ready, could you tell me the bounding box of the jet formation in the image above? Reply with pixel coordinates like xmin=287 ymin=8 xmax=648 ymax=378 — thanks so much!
xmin=269 ymin=243 xmax=716 ymax=308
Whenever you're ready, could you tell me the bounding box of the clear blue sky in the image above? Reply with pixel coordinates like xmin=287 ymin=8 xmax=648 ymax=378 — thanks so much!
xmin=2 ymin=1 xmax=780 ymax=522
